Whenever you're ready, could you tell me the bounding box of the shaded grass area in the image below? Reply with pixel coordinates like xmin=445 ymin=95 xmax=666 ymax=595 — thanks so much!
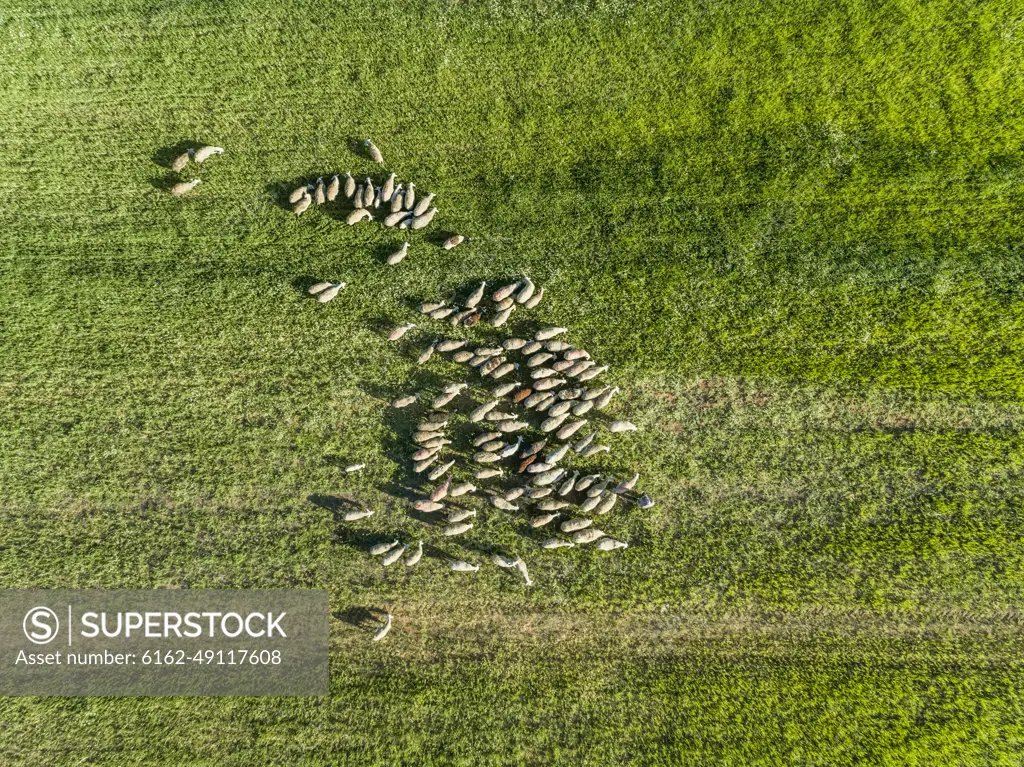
xmin=0 ymin=0 xmax=1023 ymax=763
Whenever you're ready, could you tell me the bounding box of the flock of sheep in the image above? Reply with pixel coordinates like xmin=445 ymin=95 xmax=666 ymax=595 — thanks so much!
xmin=166 ymin=138 xmax=648 ymax=643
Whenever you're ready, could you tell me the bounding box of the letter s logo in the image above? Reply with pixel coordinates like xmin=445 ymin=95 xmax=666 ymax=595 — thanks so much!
xmin=23 ymin=606 xmax=60 ymax=645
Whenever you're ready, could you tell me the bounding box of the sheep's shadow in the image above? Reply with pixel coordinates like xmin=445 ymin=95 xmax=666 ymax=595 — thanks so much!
xmin=336 ymin=606 xmax=386 ymax=630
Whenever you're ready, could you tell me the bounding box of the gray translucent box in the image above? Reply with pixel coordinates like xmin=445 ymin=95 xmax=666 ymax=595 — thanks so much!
xmin=0 ymin=590 xmax=329 ymax=696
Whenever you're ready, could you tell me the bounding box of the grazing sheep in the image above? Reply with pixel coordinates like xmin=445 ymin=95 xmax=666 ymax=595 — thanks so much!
xmin=443 ymin=522 xmax=473 ymax=536
xmin=409 ymin=207 xmax=437 ymax=230
xmin=541 ymin=539 xmax=574 ymax=550
xmin=491 ymin=306 xmax=514 ymax=327
xmin=387 ymin=242 xmax=410 ymax=265
xmin=503 ymin=338 xmax=527 ymax=351
xmin=522 ymin=440 xmax=547 ymax=458
xmin=474 ymin=451 xmax=501 ymax=464
xmin=342 ymin=172 xmax=356 ymax=198
xmin=290 ymin=183 xmax=313 ymax=203
xmin=491 ymin=553 xmax=518 ymax=568
xmin=361 ymin=178 xmax=374 ymax=207
xmin=579 ymin=444 xmax=610 ymax=458
xmin=533 ymin=378 xmax=566 ymax=392
xmin=414 ymin=499 xmax=444 ymax=512
xmin=369 ymin=539 xmax=400 ymax=556
xmin=427 ymin=460 xmax=456 ymax=481
xmin=526 ymin=486 xmax=553 ymax=499
xmin=171 ymin=149 xmax=192 ymax=172
xmin=571 ymin=528 xmax=605 ymax=545
xmin=193 ymin=145 xmax=224 ymax=163
xmin=587 ymin=479 xmax=611 ymax=498
xmin=557 ymin=472 xmax=579 ymax=496
xmin=448 ymin=560 xmax=480 ymax=572
xmin=404 ymin=541 xmax=424 ymax=566
xmin=314 ymin=178 xmax=326 ymax=205
xmin=473 ymin=431 xmax=502 ymax=447
xmin=382 ymin=543 xmax=409 ymax=567
xmin=491 ymin=381 xmax=520 ymax=397
xmin=412 ymin=455 xmax=437 ymax=473
xmin=491 ymin=496 xmax=518 ymax=511
xmin=412 ymin=447 xmax=439 ymax=462
xmin=532 ymin=467 xmax=566 ymax=486
xmin=595 ymin=538 xmax=628 ymax=551
xmin=390 ymin=187 xmax=406 ymax=212
xmin=364 ymin=139 xmax=384 ymax=164
xmin=342 ymin=508 xmax=374 ymax=521
xmin=614 ymin=473 xmax=639 ymax=494
xmin=576 ymin=365 xmax=609 ymax=382
xmin=490 ymin=362 xmax=518 ymax=379
xmin=381 ymin=173 xmax=396 ymax=201
xmin=326 ymin=174 xmax=340 ymax=201
xmin=392 ymin=393 xmax=418 ymax=408
xmin=170 ymin=179 xmax=201 ymax=196
xmin=608 ymin=420 xmax=637 ymax=433
xmin=527 ymin=352 xmax=555 ymax=368
xmin=437 ymin=339 xmax=468 ymax=352
xmin=515 ymin=277 xmax=536 ymax=304
xmin=572 ymin=400 xmax=594 ymax=416
xmin=492 ymin=281 xmax=521 ymax=302
xmin=449 ymin=481 xmax=478 ymax=497
xmin=514 ymin=558 xmax=533 ymax=586
xmin=560 ymin=518 xmax=593 ymax=533
xmin=530 ymin=512 xmax=561 ymax=528
xmin=474 ymin=467 xmax=504 ymax=480
xmin=575 ymin=474 xmax=600 ymax=492
xmin=346 ymin=208 xmax=374 ymax=225
xmin=521 ymin=341 xmax=543 ymax=355
xmin=403 ymin=182 xmax=416 ymax=211
xmin=345 ymin=463 xmax=365 ymax=473
xmin=388 ymin=323 xmax=417 ymax=341
xmin=494 ymin=297 xmax=515 ymax=311
xmin=596 ymin=493 xmax=618 ymax=515
xmin=573 ymin=432 xmax=596 ymax=453
xmin=469 ymin=400 xmax=500 ymax=423
xmin=497 ymin=420 xmax=529 ymax=433
xmin=523 ymin=288 xmax=545 ymax=309
xmin=594 ymin=386 xmax=621 ymax=409
xmin=430 ymin=477 xmax=452 ymax=502
xmin=545 ymin=443 xmax=572 ymax=463
xmin=537 ymin=499 xmax=570 ymax=511
xmin=384 ymin=210 xmax=410 ymax=227
xmin=465 ymin=281 xmax=487 ymax=309
xmin=353 ymin=185 xmax=364 ymax=208
xmin=556 ymin=420 xmax=588 ymax=441
xmin=535 ymin=327 xmax=568 ymax=341
xmin=372 ymin=613 xmax=392 ymax=641
xmin=447 ymin=509 xmax=478 ymax=524
xmin=418 ymin=342 xmax=438 ymax=366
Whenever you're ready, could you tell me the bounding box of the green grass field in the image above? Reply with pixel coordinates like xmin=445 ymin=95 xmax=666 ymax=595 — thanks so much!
xmin=1 ymin=0 xmax=1023 ymax=763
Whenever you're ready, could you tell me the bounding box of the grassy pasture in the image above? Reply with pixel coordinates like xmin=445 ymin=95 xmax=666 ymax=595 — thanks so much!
xmin=1 ymin=0 xmax=1023 ymax=763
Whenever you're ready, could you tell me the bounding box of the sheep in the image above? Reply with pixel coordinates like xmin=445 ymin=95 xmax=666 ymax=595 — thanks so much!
xmin=390 ymin=188 xmax=406 ymax=213
xmin=537 ymin=499 xmax=570 ymax=512
xmin=412 ymin=454 xmax=438 ymax=473
xmin=470 ymin=400 xmax=500 ymax=422
xmin=637 ymin=495 xmax=655 ymax=509
xmin=491 ymin=381 xmax=520 ymax=397
xmin=560 ymin=518 xmax=593 ymax=533
xmin=614 ymin=473 xmax=639 ymax=494
xmin=579 ymin=443 xmax=610 ymax=458
xmin=595 ymin=538 xmax=628 ymax=551
xmin=534 ymin=327 xmax=568 ymax=341
xmin=170 ymin=179 xmax=201 ymax=196
xmin=532 ymin=468 xmax=566 ymax=486
xmin=427 ymin=460 xmax=456 ymax=481
xmin=381 ymin=543 xmax=409 ymax=567
xmin=514 ymin=558 xmax=533 ymax=586
xmin=474 ymin=467 xmax=504 ymax=480
xmin=540 ymin=539 xmax=574 ymax=550
xmin=326 ymin=174 xmax=340 ymax=201
xmin=533 ymin=378 xmax=566 ymax=392
xmin=171 ymin=149 xmax=192 ymax=172
xmin=607 ymin=420 xmax=638 ymax=433
xmin=557 ymin=472 xmax=579 ymax=496
xmin=345 ymin=463 xmax=365 ymax=473
xmin=437 ymin=338 xmax=468 ymax=352
xmin=314 ymin=178 xmax=326 ymax=205
xmin=515 ymin=277 xmax=536 ymax=304
xmin=381 ymin=173 xmax=396 ymax=201
xmin=527 ymin=352 xmax=555 ymax=368
xmin=596 ymin=493 xmax=618 ymax=515
xmin=342 ymin=508 xmax=374 ymax=521
xmin=465 ymin=281 xmax=487 ymax=309
xmin=504 ymin=486 xmax=527 ymax=501
xmin=572 ymin=400 xmax=594 ymax=416
xmin=447 ymin=509 xmax=478 ymax=524
xmin=372 ymin=613 xmax=392 ymax=641
xmin=449 ymin=481 xmax=478 ymax=497
xmin=576 ymin=365 xmax=609 ymax=382
xmin=540 ymin=414 xmax=569 ymax=433
xmin=545 ymin=443 xmax=572 ymax=463
xmin=522 ymin=440 xmax=548 ymax=458
xmin=342 ymin=172 xmax=356 ymax=198
xmin=414 ymin=499 xmax=444 ymax=512
xmin=491 ymin=306 xmax=514 ymax=327
xmin=530 ymin=513 xmax=561 ymax=528
xmin=491 ymin=553 xmax=518 ymax=569
xmin=497 ymin=420 xmax=529 ymax=433
xmin=594 ymin=386 xmax=621 ymax=410
xmin=503 ymin=338 xmax=527 ymax=351
xmin=290 ymin=183 xmax=313 ymax=203
xmin=369 ymin=539 xmax=400 ymax=556
xmin=429 ymin=477 xmax=452 ymax=502
xmin=448 ymin=560 xmax=480 ymax=572
xmin=523 ymin=288 xmax=545 ymax=309
xmin=573 ymin=432 xmax=596 ymax=453
xmin=418 ymin=343 xmax=438 ymax=366
xmin=392 ymin=393 xmax=419 ymax=408
xmin=364 ymin=139 xmax=384 ymax=164
xmin=193 ymin=145 xmax=224 ymax=163
xmin=490 ymin=362 xmax=518 ymax=379
xmin=474 ymin=451 xmax=501 ymax=464
xmin=494 ymin=296 xmax=515 ymax=311
xmin=387 ymin=242 xmax=410 ymax=265
xmin=403 ymin=182 xmax=416 ymax=210
xmin=347 ymin=208 xmax=374 ymax=225
xmin=387 ymin=323 xmax=417 ymax=341
xmin=526 ymin=486 xmax=552 ymax=499
xmin=492 ymin=281 xmax=521 ymax=302
xmin=491 ymin=496 xmax=518 ymax=511
xmin=384 ymin=211 xmax=411 ymax=228
xmin=571 ymin=528 xmax=605 ymax=544
xmin=443 ymin=521 xmax=473 ymax=537
xmin=404 ymin=541 xmax=424 ymax=566
xmin=410 ymin=207 xmax=437 ymax=230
